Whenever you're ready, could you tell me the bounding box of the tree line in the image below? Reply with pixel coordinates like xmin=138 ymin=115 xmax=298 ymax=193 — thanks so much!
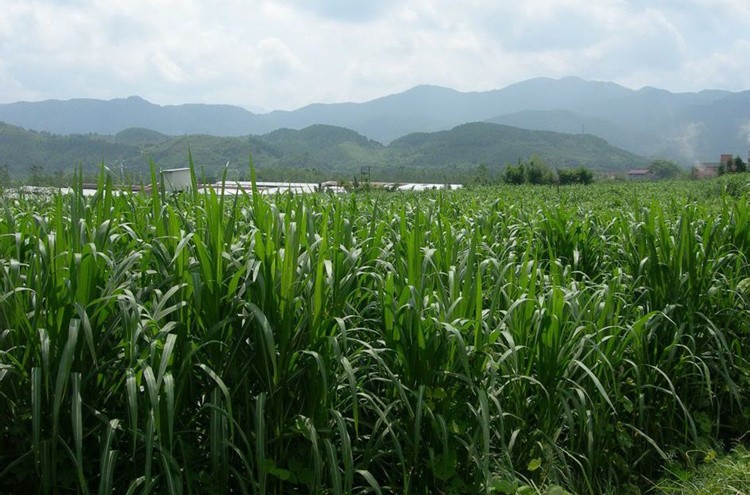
xmin=719 ymin=155 xmax=747 ymax=175
xmin=493 ymin=155 xmax=593 ymax=185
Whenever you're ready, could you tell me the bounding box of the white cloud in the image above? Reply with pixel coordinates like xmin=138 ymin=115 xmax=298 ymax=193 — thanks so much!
xmin=149 ymin=50 xmax=188 ymax=83
xmin=680 ymin=39 xmax=750 ymax=91
xmin=254 ymin=38 xmax=305 ymax=76
xmin=282 ymin=0 xmax=398 ymax=22
xmin=0 ymin=0 xmax=748 ymax=109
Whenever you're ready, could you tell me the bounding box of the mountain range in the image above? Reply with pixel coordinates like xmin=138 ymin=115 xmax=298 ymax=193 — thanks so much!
xmin=0 ymin=121 xmax=645 ymax=182
xmin=1 ymin=77 xmax=748 ymax=165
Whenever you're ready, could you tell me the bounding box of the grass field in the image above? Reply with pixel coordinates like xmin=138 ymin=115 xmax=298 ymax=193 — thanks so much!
xmin=1 ymin=169 xmax=749 ymax=494
xmin=654 ymin=446 xmax=750 ymax=494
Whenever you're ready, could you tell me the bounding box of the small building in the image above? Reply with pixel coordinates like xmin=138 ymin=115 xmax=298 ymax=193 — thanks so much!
xmin=162 ymin=168 xmax=192 ymax=192
xmin=693 ymin=164 xmax=719 ymax=180
xmin=693 ymin=153 xmax=741 ymax=178
xmin=627 ymin=169 xmax=654 ymax=181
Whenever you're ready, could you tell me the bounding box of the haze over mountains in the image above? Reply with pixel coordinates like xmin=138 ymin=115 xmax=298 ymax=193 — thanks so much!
xmin=1 ymin=77 xmax=748 ymax=166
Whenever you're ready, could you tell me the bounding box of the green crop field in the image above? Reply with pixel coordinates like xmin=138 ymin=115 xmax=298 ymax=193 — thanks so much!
xmin=1 ymin=169 xmax=749 ymax=494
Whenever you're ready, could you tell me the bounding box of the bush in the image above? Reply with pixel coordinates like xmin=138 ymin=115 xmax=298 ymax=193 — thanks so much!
xmin=526 ymin=155 xmax=554 ymax=184
xmin=648 ymin=159 xmax=683 ymax=179
xmin=503 ymin=156 xmax=565 ymax=185
xmin=558 ymin=167 xmax=593 ymax=185
xmin=503 ymin=162 xmax=526 ymax=185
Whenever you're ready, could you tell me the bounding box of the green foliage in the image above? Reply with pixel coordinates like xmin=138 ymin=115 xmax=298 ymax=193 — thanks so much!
xmin=503 ymin=161 xmax=526 ymax=184
xmin=467 ymin=162 xmax=495 ymax=185
xmin=505 ymin=157 xmax=592 ymax=185
xmin=654 ymin=446 xmax=750 ymax=494
xmin=525 ymin=154 xmax=555 ymax=184
xmin=114 ymin=127 xmax=169 ymax=146
xmin=719 ymin=173 xmax=750 ymax=198
xmin=389 ymin=123 xmax=645 ymax=172
xmin=719 ymin=155 xmax=747 ymax=176
xmin=0 ymin=172 xmax=749 ymax=494
xmin=29 ymin=163 xmax=45 ymax=186
xmin=0 ymin=121 xmax=647 ymax=184
xmin=557 ymin=166 xmax=593 ymax=185
xmin=648 ymin=159 xmax=684 ymax=179
xmin=734 ymin=155 xmax=747 ymax=173
xmin=0 ymin=164 xmax=10 ymax=191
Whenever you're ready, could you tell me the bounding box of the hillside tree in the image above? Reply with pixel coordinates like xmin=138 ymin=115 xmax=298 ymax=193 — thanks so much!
xmin=0 ymin=164 xmax=10 ymax=192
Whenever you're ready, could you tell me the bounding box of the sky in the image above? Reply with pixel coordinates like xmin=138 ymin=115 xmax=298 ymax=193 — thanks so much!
xmin=1 ymin=0 xmax=749 ymax=112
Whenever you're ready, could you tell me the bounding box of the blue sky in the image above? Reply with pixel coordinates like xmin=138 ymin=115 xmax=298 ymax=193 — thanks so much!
xmin=0 ymin=0 xmax=748 ymax=111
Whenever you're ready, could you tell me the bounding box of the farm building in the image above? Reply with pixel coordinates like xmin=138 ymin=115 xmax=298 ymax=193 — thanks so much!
xmin=692 ymin=164 xmax=720 ymax=179
xmin=627 ymin=169 xmax=654 ymax=181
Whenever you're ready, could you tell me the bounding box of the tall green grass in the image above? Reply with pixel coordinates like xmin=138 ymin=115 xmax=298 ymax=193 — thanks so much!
xmin=1 ymin=173 xmax=749 ymax=494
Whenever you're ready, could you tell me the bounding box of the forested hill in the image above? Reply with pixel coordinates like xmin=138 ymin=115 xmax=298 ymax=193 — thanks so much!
xmin=387 ymin=122 xmax=642 ymax=170
xmin=0 ymin=121 xmax=647 ymax=182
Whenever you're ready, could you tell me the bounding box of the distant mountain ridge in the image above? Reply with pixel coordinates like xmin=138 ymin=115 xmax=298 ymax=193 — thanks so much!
xmin=0 ymin=96 xmax=265 ymax=136
xmin=1 ymin=77 xmax=748 ymax=163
